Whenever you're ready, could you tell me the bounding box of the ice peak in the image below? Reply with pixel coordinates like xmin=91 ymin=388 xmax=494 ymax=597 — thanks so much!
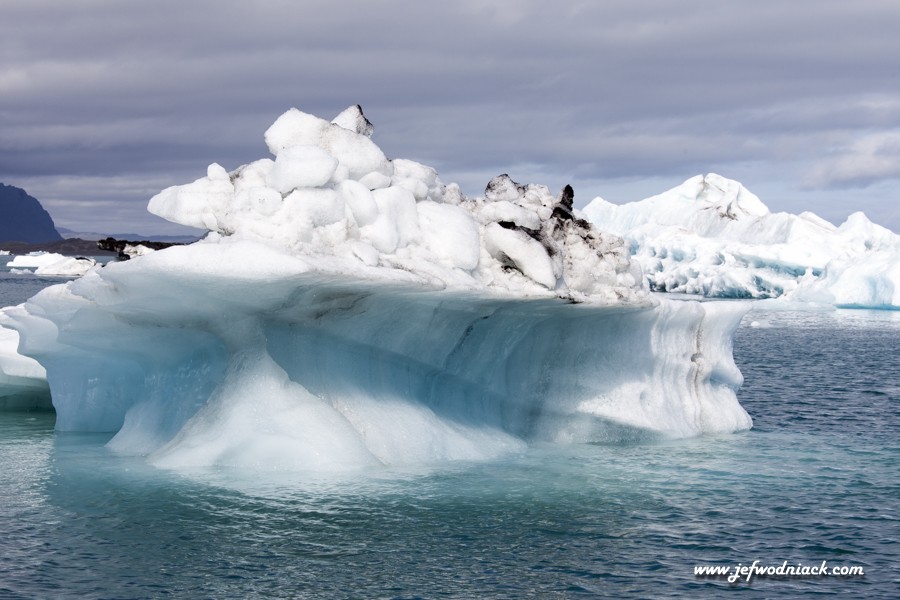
xmin=557 ymin=184 xmax=574 ymax=212
xmin=690 ymin=173 xmax=769 ymax=220
xmin=262 ymin=107 xmax=391 ymax=179
xmin=331 ymin=104 xmax=374 ymax=138
xmin=840 ymin=210 xmax=875 ymax=230
xmin=837 ymin=210 xmax=899 ymax=253
xmin=485 ymin=174 xmax=525 ymax=202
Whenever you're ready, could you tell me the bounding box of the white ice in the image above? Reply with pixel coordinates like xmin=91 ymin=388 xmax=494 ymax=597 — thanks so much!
xmin=583 ymin=173 xmax=900 ymax=309
xmin=2 ymin=106 xmax=754 ymax=471
xmin=7 ymin=252 xmax=97 ymax=277
xmin=147 ymin=109 xmax=642 ymax=303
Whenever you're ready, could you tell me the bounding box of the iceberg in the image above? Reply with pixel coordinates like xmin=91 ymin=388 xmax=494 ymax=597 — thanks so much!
xmin=7 ymin=252 xmax=97 ymax=277
xmin=583 ymin=174 xmax=900 ymax=309
xmin=1 ymin=106 xmax=752 ymax=470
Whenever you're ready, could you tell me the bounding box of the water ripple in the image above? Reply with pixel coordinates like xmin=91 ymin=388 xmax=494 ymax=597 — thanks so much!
xmin=0 ymin=309 xmax=898 ymax=597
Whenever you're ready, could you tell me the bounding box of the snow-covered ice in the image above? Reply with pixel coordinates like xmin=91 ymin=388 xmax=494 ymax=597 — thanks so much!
xmin=1 ymin=106 xmax=754 ymax=470
xmin=147 ymin=110 xmax=642 ymax=303
xmin=583 ymin=173 xmax=900 ymax=309
xmin=7 ymin=252 xmax=97 ymax=277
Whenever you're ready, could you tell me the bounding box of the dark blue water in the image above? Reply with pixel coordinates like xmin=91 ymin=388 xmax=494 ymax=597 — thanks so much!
xmin=1 ymin=302 xmax=898 ymax=598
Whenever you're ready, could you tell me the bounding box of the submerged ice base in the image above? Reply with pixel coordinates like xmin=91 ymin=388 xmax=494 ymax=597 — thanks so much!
xmin=5 ymin=241 xmax=750 ymax=470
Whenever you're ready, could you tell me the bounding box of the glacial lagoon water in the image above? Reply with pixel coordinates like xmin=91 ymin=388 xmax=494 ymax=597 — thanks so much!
xmin=0 ymin=256 xmax=64 ymax=307
xmin=0 ymin=255 xmax=114 ymax=307
xmin=1 ymin=268 xmax=898 ymax=598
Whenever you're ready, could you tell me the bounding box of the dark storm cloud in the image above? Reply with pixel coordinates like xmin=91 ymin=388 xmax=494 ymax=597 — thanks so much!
xmin=2 ymin=0 xmax=900 ymax=232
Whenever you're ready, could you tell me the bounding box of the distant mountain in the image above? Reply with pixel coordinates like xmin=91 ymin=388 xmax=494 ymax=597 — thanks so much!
xmin=57 ymin=227 xmax=201 ymax=244
xmin=0 ymin=184 xmax=63 ymax=244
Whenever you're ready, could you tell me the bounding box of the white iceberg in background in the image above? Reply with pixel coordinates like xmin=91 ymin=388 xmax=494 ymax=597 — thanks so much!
xmin=122 ymin=243 xmax=156 ymax=259
xmin=0 ymin=250 xmax=9 ymax=256
xmin=7 ymin=252 xmax=97 ymax=277
xmin=6 ymin=251 xmax=51 ymax=267
xmin=1 ymin=106 xmax=753 ymax=470
xmin=792 ymin=214 xmax=900 ymax=308
xmin=583 ymin=173 xmax=900 ymax=309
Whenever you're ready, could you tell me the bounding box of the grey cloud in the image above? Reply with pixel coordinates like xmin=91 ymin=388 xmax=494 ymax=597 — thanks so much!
xmin=806 ymin=131 xmax=900 ymax=188
xmin=2 ymin=0 xmax=900 ymax=232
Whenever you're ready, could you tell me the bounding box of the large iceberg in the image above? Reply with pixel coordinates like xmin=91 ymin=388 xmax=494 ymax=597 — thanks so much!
xmin=1 ymin=106 xmax=752 ymax=470
xmin=583 ymin=174 xmax=900 ymax=309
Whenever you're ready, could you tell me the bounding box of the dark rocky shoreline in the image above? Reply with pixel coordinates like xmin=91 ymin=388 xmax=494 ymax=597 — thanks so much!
xmin=0 ymin=238 xmax=117 ymax=256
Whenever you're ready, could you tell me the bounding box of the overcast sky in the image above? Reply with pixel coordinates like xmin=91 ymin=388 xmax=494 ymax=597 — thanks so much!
xmin=2 ymin=0 xmax=900 ymax=235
